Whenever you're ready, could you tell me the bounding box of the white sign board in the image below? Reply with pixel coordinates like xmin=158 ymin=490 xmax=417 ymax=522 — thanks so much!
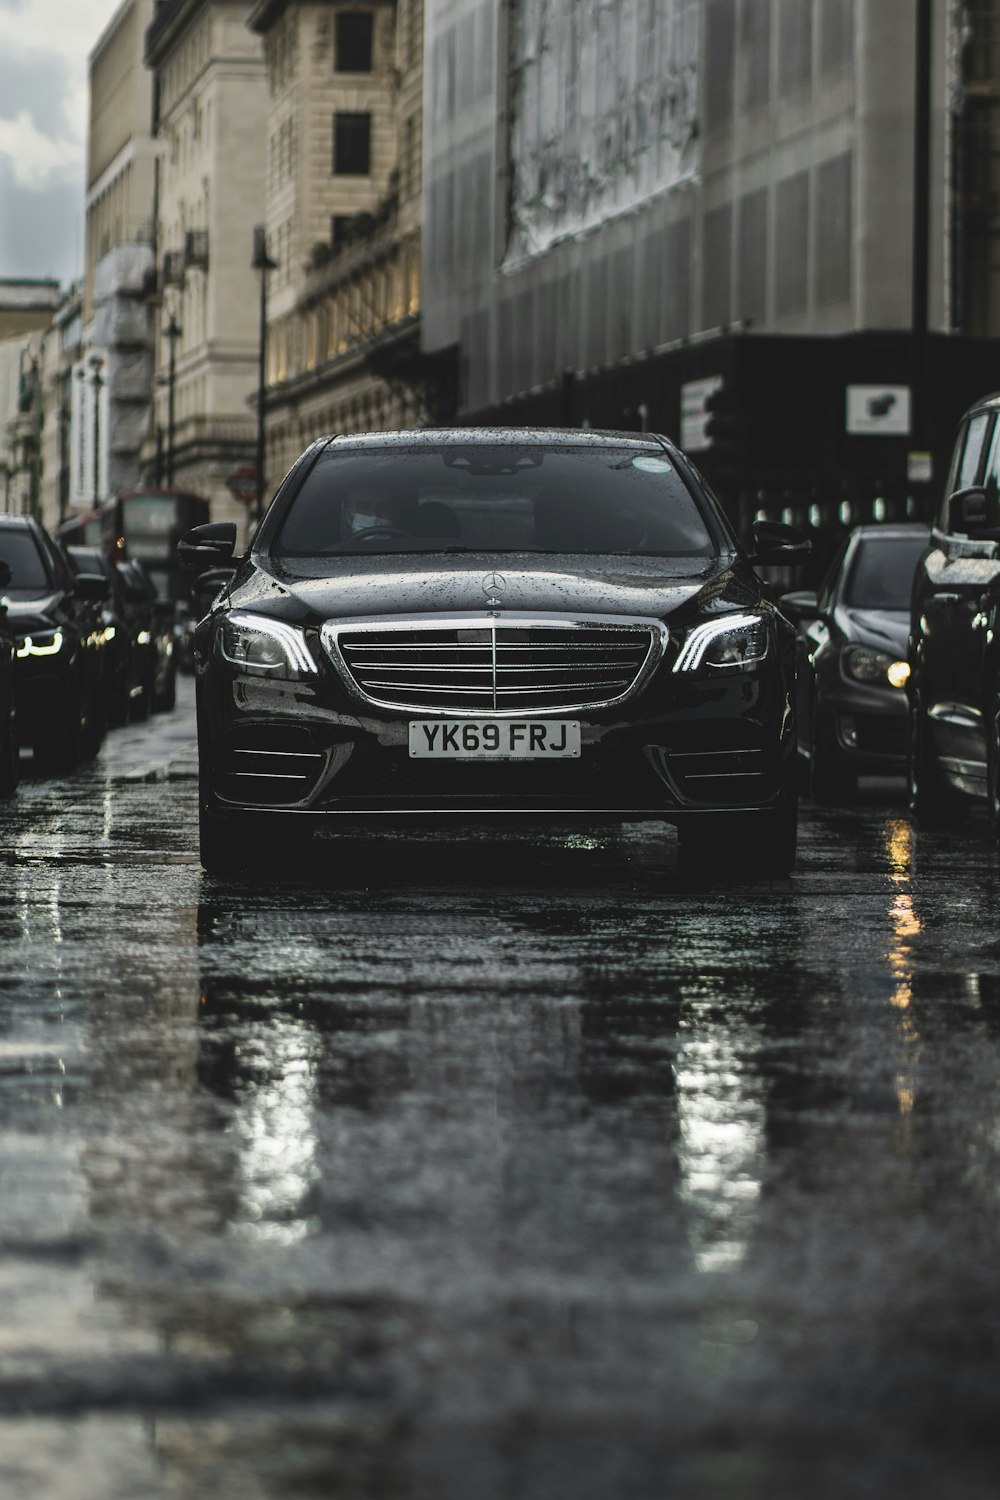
xmin=680 ymin=375 xmax=723 ymax=452
xmin=69 ymin=349 xmax=110 ymax=508
xmin=846 ymin=385 xmax=911 ymax=435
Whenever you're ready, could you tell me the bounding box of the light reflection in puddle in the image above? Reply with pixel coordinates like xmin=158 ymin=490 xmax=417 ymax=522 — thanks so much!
xmin=674 ymin=1008 xmax=764 ymax=1274
xmin=882 ymin=820 xmax=922 ymax=1118
xmin=232 ymin=1016 xmax=320 ymax=1246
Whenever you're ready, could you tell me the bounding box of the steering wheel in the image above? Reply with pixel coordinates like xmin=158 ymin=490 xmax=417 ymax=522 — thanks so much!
xmin=346 ymin=525 xmax=410 ymax=544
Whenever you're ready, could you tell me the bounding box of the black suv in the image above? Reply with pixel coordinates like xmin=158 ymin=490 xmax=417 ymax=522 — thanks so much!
xmin=908 ymin=391 xmax=1000 ymax=825
xmin=0 ymin=515 xmax=109 ymax=772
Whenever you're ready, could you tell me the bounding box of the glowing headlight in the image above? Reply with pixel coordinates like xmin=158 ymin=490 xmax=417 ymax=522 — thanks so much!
xmin=16 ymin=628 xmax=64 ymax=658
xmin=219 ymin=611 xmax=318 ymax=676
xmin=843 ymin=646 xmax=907 ymax=687
xmin=672 ymin=613 xmax=769 ymax=672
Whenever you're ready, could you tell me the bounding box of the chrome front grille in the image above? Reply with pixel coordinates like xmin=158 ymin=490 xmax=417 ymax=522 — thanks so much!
xmin=321 ymin=613 xmax=667 ymax=716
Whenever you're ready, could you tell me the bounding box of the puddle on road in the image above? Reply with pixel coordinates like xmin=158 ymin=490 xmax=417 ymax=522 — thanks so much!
xmin=4 ymin=756 xmax=1000 ymax=1497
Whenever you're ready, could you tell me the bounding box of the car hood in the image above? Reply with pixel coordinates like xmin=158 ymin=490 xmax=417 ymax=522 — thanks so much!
xmin=4 ymin=595 xmax=60 ymax=633
xmin=835 ymin=606 xmax=910 ymax=655
xmin=235 ymin=553 xmax=726 ymax=623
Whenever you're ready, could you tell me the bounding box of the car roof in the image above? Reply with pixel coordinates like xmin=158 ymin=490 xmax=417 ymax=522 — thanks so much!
xmin=961 ymin=391 xmax=1000 ymax=417
xmin=323 ymin=426 xmax=674 ymax=452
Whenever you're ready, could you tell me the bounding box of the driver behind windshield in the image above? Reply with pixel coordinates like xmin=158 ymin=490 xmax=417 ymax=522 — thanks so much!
xmin=341 ymin=490 xmax=408 ymax=538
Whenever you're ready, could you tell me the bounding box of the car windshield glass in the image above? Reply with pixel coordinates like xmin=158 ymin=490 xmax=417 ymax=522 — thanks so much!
xmin=0 ymin=530 xmax=50 ymax=593
xmin=275 ymin=443 xmax=717 ymax=558
xmin=843 ymin=534 xmax=929 ymax=609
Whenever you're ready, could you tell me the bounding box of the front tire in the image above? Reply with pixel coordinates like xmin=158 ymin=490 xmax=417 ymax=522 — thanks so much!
xmin=678 ymin=783 xmax=798 ymax=882
xmin=0 ymin=703 xmax=18 ymax=796
xmin=199 ymin=801 xmax=306 ymax=878
xmin=809 ymin=705 xmax=857 ymax=804
xmin=907 ymin=690 xmax=967 ymax=827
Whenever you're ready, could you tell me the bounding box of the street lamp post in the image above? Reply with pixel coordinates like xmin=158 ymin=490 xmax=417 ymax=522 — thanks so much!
xmin=164 ymin=314 xmax=182 ymax=487
xmin=90 ymin=358 xmax=104 ymax=509
xmin=252 ymin=225 xmax=277 ymax=528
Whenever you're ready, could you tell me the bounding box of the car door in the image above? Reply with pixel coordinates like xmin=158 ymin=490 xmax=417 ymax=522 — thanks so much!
xmin=795 ymin=536 xmax=850 ymax=753
xmin=913 ymin=408 xmax=1000 ymax=791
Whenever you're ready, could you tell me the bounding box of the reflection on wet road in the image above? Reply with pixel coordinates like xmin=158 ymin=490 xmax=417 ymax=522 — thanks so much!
xmin=2 ymin=677 xmax=1000 ymax=1498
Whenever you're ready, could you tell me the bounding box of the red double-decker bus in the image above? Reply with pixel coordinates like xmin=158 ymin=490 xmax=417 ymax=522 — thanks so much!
xmin=58 ymin=487 xmax=210 ymax=601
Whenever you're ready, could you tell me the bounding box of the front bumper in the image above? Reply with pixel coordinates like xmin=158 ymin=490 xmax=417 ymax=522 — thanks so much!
xmin=198 ymin=661 xmax=796 ymax=827
xmin=818 ymin=680 xmax=908 ymax=772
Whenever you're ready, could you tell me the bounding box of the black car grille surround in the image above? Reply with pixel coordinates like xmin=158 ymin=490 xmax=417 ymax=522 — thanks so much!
xmin=321 ymin=614 xmax=666 ymax=716
xmin=215 ymin=723 xmax=329 ymax=807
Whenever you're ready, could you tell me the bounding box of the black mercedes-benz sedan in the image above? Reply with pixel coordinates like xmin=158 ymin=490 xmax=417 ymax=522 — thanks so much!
xmin=180 ymin=428 xmax=808 ymax=879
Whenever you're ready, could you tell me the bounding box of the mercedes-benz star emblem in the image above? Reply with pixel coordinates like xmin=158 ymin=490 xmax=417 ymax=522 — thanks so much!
xmin=482 ymin=570 xmax=507 ymax=606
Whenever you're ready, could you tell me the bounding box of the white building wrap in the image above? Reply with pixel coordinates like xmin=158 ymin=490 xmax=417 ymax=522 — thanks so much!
xmin=69 ymin=350 xmax=111 ymax=510
xmin=505 ymin=0 xmax=700 ymax=262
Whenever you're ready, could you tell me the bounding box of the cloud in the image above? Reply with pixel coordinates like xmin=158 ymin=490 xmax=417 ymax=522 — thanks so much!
xmin=0 ymin=157 xmax=83 ymax=283
xmin=0 ymin=49 xmax=74 ymax=142
xmin=0 ymin=1 xmax=122 ymax=281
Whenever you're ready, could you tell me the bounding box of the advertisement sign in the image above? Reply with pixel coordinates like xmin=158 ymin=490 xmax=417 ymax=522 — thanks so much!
xmin=846 ymin=385 xmax=911 ymax=435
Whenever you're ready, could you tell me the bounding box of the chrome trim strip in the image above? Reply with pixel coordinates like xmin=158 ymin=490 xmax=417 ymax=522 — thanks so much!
xmin=928 ymin=702 xmax=983 ymax=728
xmin=321 ymin=612 xmax=669 ymax=718
xmin=231 ymin=748 xmax=325 ymax=760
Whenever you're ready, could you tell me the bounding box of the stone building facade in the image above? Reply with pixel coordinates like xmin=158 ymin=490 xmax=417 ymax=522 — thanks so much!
xmin=0 ymin=281 xmax=62 ymax=518
xmin=247 ymin=0 xmax=427 ymax=493
xmin=85 ymin=0 xmax=158 ymax=324
xmin=142 ymin=0 xmax=268 ymax=527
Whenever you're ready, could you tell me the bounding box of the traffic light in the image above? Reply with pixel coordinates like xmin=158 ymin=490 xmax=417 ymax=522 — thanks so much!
xmin=703 ymin=380 xmax=739 ymax=485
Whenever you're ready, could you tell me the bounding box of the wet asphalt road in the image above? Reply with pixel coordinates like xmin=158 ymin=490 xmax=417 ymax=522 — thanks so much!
xmin=2 ymin=674 xmax=1000 ymax=1499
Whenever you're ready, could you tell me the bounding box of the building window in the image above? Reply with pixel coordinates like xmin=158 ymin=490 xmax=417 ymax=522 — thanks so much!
xmin=333 ymin=112 xmax=371 ymax=175
xmin=336 ymin=11 xmax=374 ymax=72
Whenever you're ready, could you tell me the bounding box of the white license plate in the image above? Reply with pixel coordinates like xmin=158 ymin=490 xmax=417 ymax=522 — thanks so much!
xmin=409 ymin=719 xmax=581 ymax=759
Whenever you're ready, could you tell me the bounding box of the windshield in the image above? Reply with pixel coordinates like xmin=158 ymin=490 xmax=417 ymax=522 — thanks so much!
xmin=843 ymin=533 xmax=929 ymax=609
xmin=275 ymin=443 xmax=717 ymax=558
xmin=0 ymin=529 xmax=50 ymax=594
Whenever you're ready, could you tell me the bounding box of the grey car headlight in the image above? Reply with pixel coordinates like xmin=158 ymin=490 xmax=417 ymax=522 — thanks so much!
xmin=843 ymin=645 xmax=907 ymax=687
xmin=219 ymin=611 xmax=318 ymax=677
xmin=672 ymin=613 xmax=769 ymax=672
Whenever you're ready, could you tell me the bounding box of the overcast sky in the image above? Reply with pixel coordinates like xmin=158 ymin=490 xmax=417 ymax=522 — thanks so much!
xmin=0 ymin=0 xmax=124 ymax=288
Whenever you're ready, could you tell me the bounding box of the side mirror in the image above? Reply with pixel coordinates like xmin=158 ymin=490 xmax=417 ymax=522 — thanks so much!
xmin=747 ymin=520 xmax=813 ymax=566
xmin=178 ymin=521 xmax=238 ymax=572
xmin=947 ymin=485 xmax=997 ymax=537
xmin=779 ymin=589 xmax=826 ymax=625
xmin=74 ymin=571 xmax=110 ymax=603
xmin=191 ymin=566 xmax=235 ymax=614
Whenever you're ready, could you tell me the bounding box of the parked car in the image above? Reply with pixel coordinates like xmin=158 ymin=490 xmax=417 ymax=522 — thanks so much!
xmin=179 ymin=426 xmax=809 ymax=878
xmin=0 ymin=561 xmax=19 ymax=795
xmin=908 ymin=390 xmax=1000 ymax=826
xmin=115 ymin=558 xmax=178 ymax=717
xmin=67 ymin=544 xmax=142 ymax=727
xmin=781 ymin=523 xmax=930 ymax=801
xmin=0 ymin=515 xmax=108 ymax=772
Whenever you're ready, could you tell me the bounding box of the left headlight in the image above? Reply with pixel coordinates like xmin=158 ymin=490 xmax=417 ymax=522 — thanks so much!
xmin=16 ymin=628 xmax=64 ymax=658
xmin=843 ymin=646 xmax=909 ymax=688
xmin=218 ymin=610 xmax=318 ymax=677
xmin=672 ymin=613 xmax=769 ymax=673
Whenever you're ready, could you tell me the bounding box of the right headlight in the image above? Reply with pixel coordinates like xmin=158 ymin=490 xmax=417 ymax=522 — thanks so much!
xmin=218 ymin=610 xmax=318 ymax=677
xmin=672 ymin=613 xmax=769 ymax=673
